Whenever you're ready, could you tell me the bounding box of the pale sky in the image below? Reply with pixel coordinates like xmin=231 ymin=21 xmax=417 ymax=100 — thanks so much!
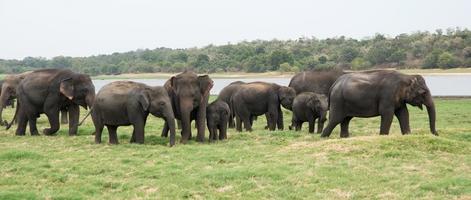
xmin=0 ymin=0 xmax=470 ymax=59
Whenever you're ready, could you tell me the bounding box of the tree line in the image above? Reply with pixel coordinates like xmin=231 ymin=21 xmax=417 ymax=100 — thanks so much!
xmin=1 ymin=28 xmax=470 ymax=75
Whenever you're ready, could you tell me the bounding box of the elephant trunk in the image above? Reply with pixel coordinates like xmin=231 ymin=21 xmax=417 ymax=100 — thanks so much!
xmin=424 ymin=93 xmax=437 ymax=135
xmin=164 ymin=108 xmax=176 ymax=147
xmin=179 ymin=98 xmax=193 ymax=143
xmin=0 ymin=88 xmax=10 ymax=126
xmin=85 ymin=92 xmax=95 ymax=110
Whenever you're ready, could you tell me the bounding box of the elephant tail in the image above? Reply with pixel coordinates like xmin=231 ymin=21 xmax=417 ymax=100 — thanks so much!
xmin=78 ymin=109 xmax=92 ymax=126
xmin=5 ymin=99 xmax=19 ymax=130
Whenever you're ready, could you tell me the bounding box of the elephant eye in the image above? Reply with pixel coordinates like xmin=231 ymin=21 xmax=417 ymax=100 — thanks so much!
xmin=159 ymin=101 xmax=166 ymax=106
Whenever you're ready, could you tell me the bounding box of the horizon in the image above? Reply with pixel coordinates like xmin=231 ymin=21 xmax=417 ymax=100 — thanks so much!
xmin=1 ymin=0 xmax=470 ymax=60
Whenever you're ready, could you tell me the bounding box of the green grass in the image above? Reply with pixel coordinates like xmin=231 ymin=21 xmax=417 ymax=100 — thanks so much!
xmin=0 ymin=98 xmax=470 ymax=199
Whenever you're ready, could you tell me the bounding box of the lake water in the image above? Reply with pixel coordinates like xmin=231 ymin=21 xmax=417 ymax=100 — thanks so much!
xmin=92 ymin=75 xmax=471 ymax=96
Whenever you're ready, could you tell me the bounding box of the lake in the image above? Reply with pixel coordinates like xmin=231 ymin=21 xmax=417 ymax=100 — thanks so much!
xmin=92 ymin=75 xmax=471 ymax=96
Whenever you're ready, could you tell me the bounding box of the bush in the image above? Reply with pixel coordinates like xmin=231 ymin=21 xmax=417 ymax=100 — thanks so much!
xmin=437 ymin=52 xmax=461 ymax=69
xmin=351 ymin=57 xmax=372 ymax=70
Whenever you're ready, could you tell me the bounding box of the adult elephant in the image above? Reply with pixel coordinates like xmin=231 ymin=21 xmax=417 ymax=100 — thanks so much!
xmin=231 ymin=82 xmax=296 ymax=132
xmin=92 ymin=81 xmax=176 ymax=146
xmin=0 ymin=73 xmax=69 ymax=126
xmin=216 ymin=81 xmax=246 ymax=128
xmin=288 ymin=69 xmax=345 ymax=95
xmin=11 ymin=69 xmax=95 ymax=136
xmin=161 ymin=71 xmax=213 ymax=143
xmin=321 ymin=70 xmax=437 ymax=138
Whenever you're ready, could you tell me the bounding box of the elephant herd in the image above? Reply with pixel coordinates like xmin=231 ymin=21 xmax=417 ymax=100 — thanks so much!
xmin=0 ymin=68 xmax=437 ymax=147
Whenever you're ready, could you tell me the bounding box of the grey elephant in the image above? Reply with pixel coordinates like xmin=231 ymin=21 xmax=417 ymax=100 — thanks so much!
xmin=321 ymin=70 xmax=437 ymax=138
xmin=0 ymin=72 xmax=69 ymax=126
xmin=206 ymin=100 xmax=230 ymax=141
xmin=92 ymin=81 xmax=176 ymax=146
xmin=161 ymin=71 xmax=213 ymax=143
xmin=215 ymin=81 xmax=245 ymax=128
xmin=288 ymin=69 xmax=345 ymax=95
xmin=290 ymin=92 xmax=328 ymax=133
xmin=231 ymin=82 xmax=296 ymax=132
xmin=11 ymin=69 xmax=95 ymax=136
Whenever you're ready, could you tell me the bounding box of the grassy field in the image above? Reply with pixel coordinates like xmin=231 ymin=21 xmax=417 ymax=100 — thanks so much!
xmin=0 ymin=97 xmax=470 ymax=199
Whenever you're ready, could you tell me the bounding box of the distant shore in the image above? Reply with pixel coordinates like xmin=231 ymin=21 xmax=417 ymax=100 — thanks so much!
xmin=91 ymin=68 xmax=471 ymax=79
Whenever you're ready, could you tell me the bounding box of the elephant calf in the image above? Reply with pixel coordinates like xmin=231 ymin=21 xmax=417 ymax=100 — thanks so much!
xmin=92 ymin=81 xmax=176 ymax=146
xmin=232 ymin=82 xmax=296 ymax=132
xmin=290 ymin=92 xmax=328 ymax=133
xmin=206 ymin=100 xmax=230 ymax=141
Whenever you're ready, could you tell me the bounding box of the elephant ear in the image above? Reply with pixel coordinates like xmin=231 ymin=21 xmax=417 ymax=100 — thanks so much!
xmin=166 ymin=76 xmax=176 ymax=93
xmin=60 ymin=78 xmax=74 ymax=100
xmin=198 ymin=75 xmax=213 ymax=97
xmin=137 ymin=90 xmax=150 ymax=111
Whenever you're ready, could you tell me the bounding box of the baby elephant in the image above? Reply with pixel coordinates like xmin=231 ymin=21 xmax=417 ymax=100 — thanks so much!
xmin=290 ymin=92 xmax=328 ymax=133
xmin=92 ymin=81 xmax=176 ymax=146
xmin=206 ymin=100 xmax=230 ymax=141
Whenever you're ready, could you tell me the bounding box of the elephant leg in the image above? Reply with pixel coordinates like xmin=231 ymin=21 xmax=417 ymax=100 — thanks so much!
xmin=212 ymin=127 xmax=219 ymax=141
xmin=308 ymin=118 xmax=315 ymax=133
xmin=28 ymin=117 xmax=39 ymax=136
xmin=317 ymin=118 xmax=325 ymax=134
xmin=276 ymin=107 xmax=284 ymax=130
xmin=93 ymin=122 xmax=104 ymax=144
xmin=379 ymin=113 xmax=394 ymax=135
xmin=294 ymin=121 xmax=302 ymax=131
xmin=228 ymin=112 xmax=235 ymax=129
xmin=61 ymin=109 xmax=68 ymax=124
xmin=161 ymin=121 xmax=169 ymax=137
xmin=132 ymin=123 xmax=145 ymax=144
xmin=208 ymin=126 xmax=214 ymax=142
xmin=130 ymin=129 xmax=136 ymax=143
xmin=68 ymin=104 xmax=79 ymax=136
xmin=266 ymin=111 xmax=277 ymax=131
xmin=321 ymin=114 xmax=344 ymax=138
xmin=395 ymin=106 xmax=411 ymax=135
xmin=107 ymin=125 xmax=119 ymax=144
xmin=15 ymin=111 xmax=27 ymax=136
xmin=236 ymin=116 xmax=242 ymax=132
xmin=43 ymin=109 xmax=60 ymax=136
xmin=219 ymin=118 xmax=228 ymax=140
xmin=340 ymin=117 xmax=353 ymax=138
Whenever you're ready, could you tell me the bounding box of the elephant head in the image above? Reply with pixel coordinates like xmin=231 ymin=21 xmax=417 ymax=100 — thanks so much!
xmin=278 ymin=86 xmax=296 ymax=110
xmin=403 ymin=75 xmax=437 ymax=135
xmin=168 ymin=71 xmax=213 ymax=142
xmin=59 ymin=73 xmax=95 ymax=110
xmin=307 ymin=94 xmax=328 ymax=123
xmin=135 ymin=86 xmax=176 ymax=146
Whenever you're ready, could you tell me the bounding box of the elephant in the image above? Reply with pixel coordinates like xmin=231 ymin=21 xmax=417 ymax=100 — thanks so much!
xmin=0 ymin=72 xmax=31 ymax=125
xmin=206 ymin=100 xmax=230 ymax=141
xmin=161 ymin=71 xmax=213 ymax=143
xmin=288 ymin=69 xmax=345 ymax=95
xmin=0 ymin=80 xmax=15 ymax=109
xmin=216 ymin=81 xmax=246 ymax=128
xmin=321 ymin=70 xmax=437 ymax=138
xmin=11 ymin=69 xmax=95 ymax=136
xmin=92 ymin=81 xmax=176 ymax=146
xmin=231 ymin=82 xmax=296 ymax=132
xmin=290 ymin=92 xmax=328 ymax=133
xmin=0 ymin=73 xmax=69 ymax=126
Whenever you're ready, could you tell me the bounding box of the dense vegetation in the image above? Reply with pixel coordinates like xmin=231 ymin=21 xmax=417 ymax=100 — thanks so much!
xmin=1 ymin=28 xmax=471 ymax=75
xmin=0 ymin=97 xmax=470 ymax=199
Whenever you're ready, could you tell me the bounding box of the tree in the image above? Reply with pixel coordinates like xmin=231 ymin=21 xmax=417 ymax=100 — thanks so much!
xmin=269 ymin=49 xmax=293 ymax=71
xmin=437 ymin=52 xmax=461 ymax=69
xmin=318 ymin=56 xmax=327 ymax=64
xmin=338 ymin=46 xmax=359 ymax=63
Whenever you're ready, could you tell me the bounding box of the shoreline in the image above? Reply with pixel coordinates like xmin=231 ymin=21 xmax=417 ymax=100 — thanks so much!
xmin=92 ymin=68 xmax=471 ymax=79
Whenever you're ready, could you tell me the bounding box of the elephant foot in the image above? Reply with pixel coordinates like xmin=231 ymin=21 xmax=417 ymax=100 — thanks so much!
xmin=0 ymin=120 xmax=6 ymax=126
xmin=31 ymin=130 xmax=40 ymax=136
xmin=42 ymin=128 xmax=57 ymax=136
xmin=15 ymin=132 xmax=26 ymax=136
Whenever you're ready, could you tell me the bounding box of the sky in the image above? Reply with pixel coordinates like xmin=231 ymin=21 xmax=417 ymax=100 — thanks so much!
xmin=0 ymin=0 xmax=470 ymax=59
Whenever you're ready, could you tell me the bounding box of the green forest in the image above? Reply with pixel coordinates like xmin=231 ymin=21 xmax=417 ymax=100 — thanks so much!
xmin=1 ymin=28 xmax=470 ymax=75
